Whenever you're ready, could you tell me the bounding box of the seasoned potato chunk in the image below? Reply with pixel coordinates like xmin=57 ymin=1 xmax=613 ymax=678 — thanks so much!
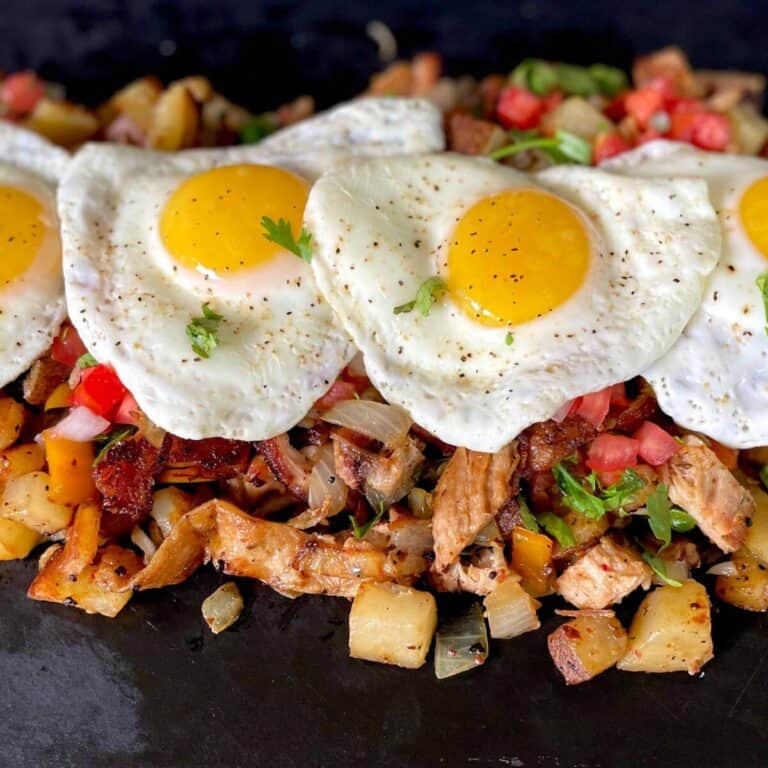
xmin=715 ymin=551 xmax=768 ymax=612
xmin=0 ymin=397 xmax=25 ymax=451
xmin=548 ymin=615 xmax=628 ymax=685
xmin=742 ymin=480 xmax=768 ymax=566
xmin=0 ymin=517 xmax=44 ymax=560
xmin=349 ymin=582 xmax=437 ymax=669
xmin=25 ymin=98 xmax=99 ymax=147
xmin=618 ymin=580 xmax=713 ymax=675
xmin=1 ymin=471 xmax=72 ymax=534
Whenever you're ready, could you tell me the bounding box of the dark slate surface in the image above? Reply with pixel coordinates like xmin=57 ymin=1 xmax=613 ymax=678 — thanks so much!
xmin=2 ymin=2 xmax=768 ymax=766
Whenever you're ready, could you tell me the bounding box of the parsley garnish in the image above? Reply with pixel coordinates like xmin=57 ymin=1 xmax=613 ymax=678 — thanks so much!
xmin=646 ymin=482 xmax=673 ymax=546
xmin=511 ymin=59 xmax=627 ymax=98
xmin=505 ymin=331 xmax=515 ymax=346
xmin=240 ymin=114 xmax=276 ymax=144
xmin=93 ymin=426 xmax=136 ymax=465
xmin=186 ymin=303 xmax=223 ymax=359
xmin=393 ymin=277 xmax=447 ymax=317
xmin=350 ymin=500 xmax=386 ymax=539
xmin=538 ymin=511 xmax=576 ymax=548
xmin=76 ymin=352 xmax=98 ymax=369
xmin=601 ymin=469 xmax=645 ymax=513
xmin=757 ymin=272 xmax=768 ymax=335
xmin=490 ymin=129 xmax=592 ymax=165
xmin=553 ymin=463 xmax=646 ymax=520
xmin=261 ymin=216 xmax=313 ymax=263
xmin=642 ymin=549 xmax=682 ymax=588
xmin=518 ymin=495 xmax=540 ymax=533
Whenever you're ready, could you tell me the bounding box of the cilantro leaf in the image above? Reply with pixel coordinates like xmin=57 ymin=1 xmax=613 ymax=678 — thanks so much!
xmin=642 ymin=550 xmax=682 ymax=588
xmin=76 ymin=352 xmax=98 ymax=369
xmin=588 ymin=63 xmax=629 ymax=97
xmin=490 ymin=129 xmax=592 ymax=165
xmin=670 ymin=507 xmax=697 ymax=533
xmin=552 ymin=462 xmax=606 ymax=520
xmin=350 ymin=500 xmax=386 ymax=539
xmin=756 ymin=272 xmax=768 ymax=335
xmin=510 ymin=58 xmax=627 ymax=98
xmin=261 ymin=216 xmax=313 ymax=263
xmin=511 ymin=58 xmax=559 ymax=95
xmin=240 ymin=114 xmax=276 ymax=144
xmin=538 ymin=511 xmax=576 ymax=548
xmin=186 ymin=302 xmax=223 ymax=359
xmin=93 ymin=425 xmax=136 ymax=465
xmin=646 ymin=482 xmax=672 ymax=546
xmin=505 ymin=331 xmax=515 ymax=346
xmin=393 ymin=277 xmax=447 ymax=317
xmin=518 ymin=495 xmax=540 ymax=533
xmin=601 ymin=469 xmax=646 ymax=513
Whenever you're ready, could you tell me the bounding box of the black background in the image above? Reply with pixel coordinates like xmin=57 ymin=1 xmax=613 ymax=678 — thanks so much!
xmin=2 ymin=2 xmax=768 ymax=767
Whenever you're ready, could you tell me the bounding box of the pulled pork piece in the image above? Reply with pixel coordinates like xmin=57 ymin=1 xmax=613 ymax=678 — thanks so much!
xmin=522 ymin=417 xmax=597 ymax=474
xmin=431 ymin=445 xmax=517 ymax=571
xmin=333 ymin=432 xmax=424 ymax=509
xmin=557 ymin=536 xmax=652 ymax=610
xmin=255 ymin=434 xmax=311 ymax=501
xmin=94 ymin=436 xmax=163 ymax=536
xmin=429 ymin=542 xmax=509 ymax=596
xmin=696 ymin=70 xmax=766 ymax=111
xmin=448 ymin=113 xmax=506 ymax=155
xmin=609 ymin=380 xmax=658 ymax=433
xmin=660 ymin=435 xmax=753 ymax=553
xmin=161 ymin=435 xmax=250 ymax=482
xmin=632 ymin=46 xmax=702 ymax=97
xmin=22 ymin=355 xmax=70 ymax=406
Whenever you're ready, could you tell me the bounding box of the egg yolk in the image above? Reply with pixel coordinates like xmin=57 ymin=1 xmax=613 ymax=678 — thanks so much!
xmin=740 ymin=176 xmax=768 ymax=258
xmin=160 ymin=164 xmax=309 ymax=278
xmin=446 ymin=189 xmax=591 ymax=326
xmin=0 ymin=185 xmax=47 ymax=286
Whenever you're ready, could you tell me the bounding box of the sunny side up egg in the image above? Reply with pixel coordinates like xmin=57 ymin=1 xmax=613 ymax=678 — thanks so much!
xmin=58 ymin=97 xmax=444 ymax=440
xmin=305 ymin=153 xmax=721 ymax=452
xmin=0 ymin=122 xmax=70 ymax=387
xmin=604 ymin=140 xmax=768 ymax=448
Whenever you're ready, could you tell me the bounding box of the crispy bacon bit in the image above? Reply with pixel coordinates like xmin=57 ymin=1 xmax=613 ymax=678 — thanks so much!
xmin=255 ymin=434 xmax=311 ymax=501
xmin=521 ymin=417 xmax=597 ymax=475
xmin=163 ymin=435 xmax=250 ymax=480
xmin=22 ymin=355 xmax=70 ymax=405
xmin=609 ymin=381 xmax=659 ymax=433
xmin=448 ymin=112 xmax=506 ymax=155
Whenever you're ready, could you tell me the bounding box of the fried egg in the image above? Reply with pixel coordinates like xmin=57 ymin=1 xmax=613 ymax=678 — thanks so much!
xmin=603 ymin=139 xmax=768 ymax=447
xmin=59 ymin=97 xmax=444 ymax=440
xmin=0 ymin=122 xmax=70 ymax=386
xmin=304 ymin=153 xmax=720 ymax=452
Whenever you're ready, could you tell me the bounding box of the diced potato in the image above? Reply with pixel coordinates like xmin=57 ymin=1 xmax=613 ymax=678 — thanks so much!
xmin=715 ymin=551 xmax=768 ymax=612
xmin=59 ymin=502 xmax=101 ymax=579
xmin=484 ymin=578 xmax=540 ymax=639
xmin=541 ymin=96 xmax=612 ymax=140
xmin=742 ymin=480 xmax=768 ymax=566
xmin=28 ymin=543 xmax=143 ymax=618
xmin=0 ymin=517 xmax=44 ymax=560
xmin=25 ymin=98 xmax=99 ymax=147
xmin=106 ymin=76 xmax=163 ymax=131
xmin=728 ymin=103 xmax=768 ymax=155
xmin=202 ymin=581 xmax=244 ymax=634
xmin=617 ymin=580 xmax=713 ymax=675
xmin=1 ymin=471 xmax=73 ymax=534
xmin=43 ymin=433 xmax=97 ymax=506
xmin=0 ymin=397 xmax=25 ymax=451
xmin=511 ymin=526 xmax=554 ymax=597
xmin=150 ymin=486 xmax=196 ymax=537
xmin=0 ymin=442 xmax=45 ymax=489
xmin=548 ymin=614 xmax=628 ymax=685
xmin=349 ymin=581 xmax=437 ymax=669
xmin=172 ymin=76 xmax=213 ymax=103
xmin=147 ymin=82 xmax=199 ymax=150
xmin=44 ymin=383 xmax=72 ymax=411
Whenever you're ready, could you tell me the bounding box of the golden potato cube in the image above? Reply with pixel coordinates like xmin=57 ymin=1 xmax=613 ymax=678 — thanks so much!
xmin=108 ymin=75 xmax=163 ymax=131
xmin=0 ymin=397 xmax=25 ymax=451
xmin=25 ymin=98 xmax=99 ymax=147
xmin=147 ymin=83 xmax=199 ymax=150
xmin=1 ymin=470 xmax=73 ymax=534
xmin=150 ymin=486 xmax=197 ymax=537
xmin=715 ymin=551 xmax=768 ymax=612
xmin=618 ymin=580 xmax=713 ymax=675
xmin=0 ymin=517 xmax=44 ymax=560
xmin=743 ymin=482 xmax=768 ymax=566
xmin=0 ymin=442 xmax=45 ymax=489
xmin=202 ymin=582 xmax=244 ymax=634
xmin=349 ymin=582 xmax=437 ymax=669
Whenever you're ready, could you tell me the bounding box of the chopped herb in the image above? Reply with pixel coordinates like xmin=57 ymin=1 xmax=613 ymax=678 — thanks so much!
xmin=490 ymin=129 xmax=592 ymax=165
xmin=646 ymin=482 xmax=672 ymax=546
xmin=602 ymin=469 xmax=646 ymax=513
xmin=538 ymin=511 xmax=576 ymax=548
xmin=510 ymin=58 xmax=627 ymax=98
xmin=511 ymin=58 xmax=559 ymax=95
xmin=588 ymin=63 xmax=629 ymax=97
xmin=76 ymin=352 xmax=98 ymax=368
xmin=756 ymin=272 xmax=768 ymax=335
xmin=93 ymin=426 xmax=136 ymax=464
xmin=393 ymin=276 xmax=447 ymax=317
xmin=518 ymin=495 xmax=540 ymax=533
xmin=186 ymin=302 xmax=223 ymax=359
xmin=505 ymin=331 xmax=515 ymax=346
xmin=642 ymin=550 xmax=682 ymax=588
xmin=760 ymin=464 xmax=768 ymax=491
xmin=552 ymin=462 xmax=606 ymax=520
xmin=261 ymin=216 xmax=313 ymax=263
xmin=670 ymin=507 xmax=697 ymax=533
xmin=554 ymin=63 xmax=600 ymax=97
xmin=553 ymin=464 xmax=645 ymax=520
xmin=240 ymin=114 xmax=276 ymax=144
xmin=350 ymin=500 xmax=386 ymax=539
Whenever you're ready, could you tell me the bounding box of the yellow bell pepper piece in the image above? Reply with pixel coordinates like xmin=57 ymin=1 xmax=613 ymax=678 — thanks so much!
xmin=43 ymin=433 xmax=97 ymax=506
xmin=45 ymin=382 xmax=72 ymax=411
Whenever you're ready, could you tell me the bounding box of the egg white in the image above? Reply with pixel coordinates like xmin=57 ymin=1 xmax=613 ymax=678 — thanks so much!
xmin=604 ymin=139 xmax=768 ymax=447
xmin=305 ymin=153 xmax=720 ymax=451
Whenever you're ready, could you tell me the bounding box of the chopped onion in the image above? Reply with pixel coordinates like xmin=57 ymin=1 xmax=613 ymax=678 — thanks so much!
xmin=483 ymin=579 xmax=541 ymax=639
xmin=473 ymin=520 xmax=502 ymax=546
xmin=130 ymin=525 xmax=157 ymax=564
xmin=47 ymin=406 xmax=109 ymax=442
xmin=707 ymin=560 xmax=738 ymax=577
xmin=307 ymin=443 xmax=347 ymax=516
xmin=202 ymin=582 xmax=244 ymax=634
xmin=552 ymin=399 xmax=574 ymax=423
xmin=407 ymin=487 xmax=433 ymax=519
xmin=346 ymin=351 xmax=367 ymax=380
xmin=322 ymin=399 xmax=412 ymax=448
xmin=434 ymin=602 xmax=488 ymax=680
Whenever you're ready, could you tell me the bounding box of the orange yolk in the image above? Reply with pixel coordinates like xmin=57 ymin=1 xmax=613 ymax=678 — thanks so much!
xmin=160 ymin=163 xmax=309 ymax=277
xmin=740 ymin=176 xmax=768 ymax=258
xmin=446 ymin=189 xmax=591 ymax=326
xmin=0 ymin=184 xmax=47 ymax=286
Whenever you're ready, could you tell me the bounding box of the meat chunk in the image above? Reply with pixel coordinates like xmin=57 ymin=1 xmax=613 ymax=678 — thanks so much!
xmin=22 ymin=356 xmax=69 ymax=405
xmin=522 ymin=417 xmax=597 ymax=474
xmin=255 ymin=434 xmax=311 ymax=501
xmin=557 ymin=536 xmax=652 ymax=610
xmin=632 ymin=46 xmax=702 ymax=97
xmin=660 ymin=435 xmax=753 ymax=553
xmin=609 ymin=380 xmax=658 ymax=433
xmin=429 ymin=542 xmax=509 ymax=595
xmin=162 ymin=435 xmax=250 ymax=480
xmin=448 ymin=113 xmax=505 ymax=155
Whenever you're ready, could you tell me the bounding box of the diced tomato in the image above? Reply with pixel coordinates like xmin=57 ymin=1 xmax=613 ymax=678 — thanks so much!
xmin=496 ymin=86 xmax=545 ymax=130
xmin=542 ymin=90 xmax=564 ymax=114
xmin=667 ymin=97 xmax=705 ymax=115
xmin=0 ymin=71 xmax=45 ymax=114
xmin=709 ymin=439 xmax=738 ymax=470
xmin=593 ymin=133 xmax=631 ymax=164
xmin=114 ymin=392 xmax=140 ymax=425
xmin=668 ymin=108 xmax=731 ymax=151
xmin=572 ymin=387 xmax=612 ymax=428
xmin=71 ymin=364 xmax=127 ymax=420
xmin=633 ymin=421 xmax=678 ymax=466
xmin=586 ymin=433 xmax=639 ymax=472
xmin=637 ymin=127 xmax=663 ymax=144
xmin=50 ymin=325 xmax=88 ymax=367
xmin=608 ymin=382 xmax=630 ymax=407
xmin=597 ymin=469 xmax=624 ymax=487
xmin=603 ymin=92 xmax=628 ymax=121
xmin=624 ymin=87 xmax=666 ymax=128
xmin=314 ymin=379 xmax=358 ymax=412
